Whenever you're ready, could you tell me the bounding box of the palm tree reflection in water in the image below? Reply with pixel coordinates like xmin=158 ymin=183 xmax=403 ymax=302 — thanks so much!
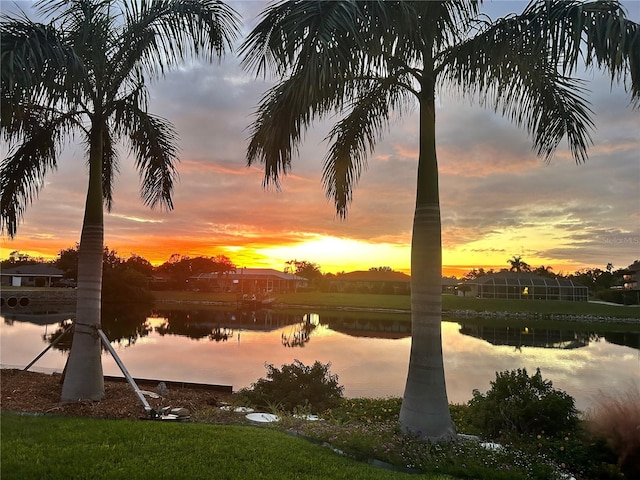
xmin=281 ymin=314 xmax=319 ymax=348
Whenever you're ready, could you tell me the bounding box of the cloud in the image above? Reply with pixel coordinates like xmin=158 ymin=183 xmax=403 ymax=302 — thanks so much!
xmin=2 ymin=0 xmax=638 ymax=276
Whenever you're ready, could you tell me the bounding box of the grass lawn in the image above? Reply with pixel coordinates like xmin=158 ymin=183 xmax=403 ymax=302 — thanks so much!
xmin=152 ymin=290 xmax=639 ymax=320
xmin=0 ymin=413 xmax=445 ymax=480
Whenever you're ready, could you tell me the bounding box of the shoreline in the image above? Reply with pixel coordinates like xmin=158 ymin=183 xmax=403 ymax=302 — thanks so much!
xmin=2 ymin=287 xmax=637 ymax=325
xmin=154 ymin=299 xmax=640 ymax=324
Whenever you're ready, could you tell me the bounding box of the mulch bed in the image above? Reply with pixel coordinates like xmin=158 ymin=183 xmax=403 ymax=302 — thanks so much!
xmin=1 ymin=369 xmax=233 ymax=421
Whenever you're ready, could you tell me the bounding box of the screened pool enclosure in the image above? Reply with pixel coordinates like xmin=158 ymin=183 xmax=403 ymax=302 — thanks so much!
xmin=462 ymin=272 xmax=588 ymax=301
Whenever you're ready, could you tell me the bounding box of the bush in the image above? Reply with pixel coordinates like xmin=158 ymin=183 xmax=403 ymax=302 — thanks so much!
xmin=596 ymin=288 xmax=639 ymax=305
xmin=467 ymin=368 xmax=579 ymax=439
xmin=238 ymin=360 xmax=344 ymax=413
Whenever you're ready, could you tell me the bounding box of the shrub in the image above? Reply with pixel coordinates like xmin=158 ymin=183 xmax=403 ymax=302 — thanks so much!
xmin=596 ymin=289 xmax=639 ymax=305
xmin=586 ymin=384 xmax=640 ymax=478
xmin=238 ymin=360 xmax=344 ymax=413
xmin=467 ymin=368 xmax=579 ymax=439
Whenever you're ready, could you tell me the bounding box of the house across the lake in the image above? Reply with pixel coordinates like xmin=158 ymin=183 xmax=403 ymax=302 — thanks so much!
xmin=0 ymin=265 xmax=64 ymax=288
xmin=188 ymin=268 xmax=308 ymax=294
xmin=329 ymin=270 xmax=412 ymax=294
xmin=459 ymin=272 xmax=588 ymax=302
xmin=621 ymin=260 xmax=640 ymax=292
xmin=617 ymin=260 xmax=640 ymax=304
xmin=328 ymin=271 xmax=460 ymax=294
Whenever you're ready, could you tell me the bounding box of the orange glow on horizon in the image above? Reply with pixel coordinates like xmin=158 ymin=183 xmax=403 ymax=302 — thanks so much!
xmin=2 ymin=232 xmax=592 ymax=279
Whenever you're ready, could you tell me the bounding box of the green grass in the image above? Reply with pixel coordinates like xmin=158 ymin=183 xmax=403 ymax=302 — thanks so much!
xmin=0 ymin=413 xmax=446 ymax=480
xmin=152 ymin=290 xmax=639 ymax=320
xmin=442 ymin=295 xmax=638 ymax=317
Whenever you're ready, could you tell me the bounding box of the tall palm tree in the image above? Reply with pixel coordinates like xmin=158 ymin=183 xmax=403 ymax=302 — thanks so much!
xmin=508 ymin=255 xmax=531 ymax=272
xmin=1 ymin=0 xmax=239 ymax=401
xmin=240 ymin=0 xmax=638 ymax=440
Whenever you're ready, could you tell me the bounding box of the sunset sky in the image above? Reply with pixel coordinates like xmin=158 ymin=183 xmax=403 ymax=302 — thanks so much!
xmin=1 ymin=0 xmax=639 ymax=278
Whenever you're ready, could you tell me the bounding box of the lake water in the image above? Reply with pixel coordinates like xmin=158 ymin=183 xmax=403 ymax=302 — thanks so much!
xmin=1 ymin=308 xmax=638 ymax=412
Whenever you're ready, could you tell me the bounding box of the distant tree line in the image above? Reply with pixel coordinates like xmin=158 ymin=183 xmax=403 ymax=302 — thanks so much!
xmin=2 ymin=249 xmax=636 ymax=302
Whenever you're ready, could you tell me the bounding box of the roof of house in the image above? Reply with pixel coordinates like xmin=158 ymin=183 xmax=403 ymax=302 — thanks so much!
xmin=461 ymin=271 xmax=586 ymax=288
xmin=191 ymin=268 xmax=307 ymax=281
xmin=334 ymin=270 xmax=411 ymax=282
xmin=625 ymin=260 xmax=640 ymax=273
xmin=1 ymin=265 xmax=64 ymax=277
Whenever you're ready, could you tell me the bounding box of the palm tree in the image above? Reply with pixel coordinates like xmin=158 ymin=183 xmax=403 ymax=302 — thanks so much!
xmin=508 ymin=255 xmax=531 ymax=272
xmin=1 ymin=0 xmax=239 ymax=401
xmin=240 ymin=0 xmax=638 ymax=440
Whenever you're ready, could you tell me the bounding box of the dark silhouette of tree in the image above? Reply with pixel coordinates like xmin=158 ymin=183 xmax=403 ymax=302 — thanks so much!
xmin=0 ymin=250 xmax=41 ymax=269
xmin=55 ymin=245 xmax=80 ymax=278
xmin=508 ymin=255 xmax=531 ymax=272
xmin=286 ymin=260 xmax=322 ymax=278
xmin=157 ymin=254 xmax=236 ymax=289
xmin=463 ymin=268 xmax=487 ymax=280
xmin=369 ymin=266 xmax=395 ymax=272
xmin=123 ymin=254 xmax=154 ymax=277
xmin=532 ymin=265 xmax=555 ymax=278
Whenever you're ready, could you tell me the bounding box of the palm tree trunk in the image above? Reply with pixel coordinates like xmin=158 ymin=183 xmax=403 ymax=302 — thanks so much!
xmin=399 ymin=83 xmax=456 ymax=441
xmin=61 ymin=124 xmax=105 ymax=401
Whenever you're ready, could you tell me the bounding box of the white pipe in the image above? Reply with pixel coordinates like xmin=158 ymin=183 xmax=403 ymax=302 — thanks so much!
xmin=97 ymin=329 xmax=152 ymax=415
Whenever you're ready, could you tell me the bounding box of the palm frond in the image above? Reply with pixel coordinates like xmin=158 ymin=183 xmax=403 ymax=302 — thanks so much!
xmin=241 ymin=1 xmax=426 ymax=79
xmin=110 ymin=75 xmax=170 ymax=212
xmin=410 ymin=0 xmax=481 ymax=51
xmin=0 ymin=15 xmax=85 ymax=120
xmin=441 ymin=3 xmax=614 ymax=164
xmin=117 ymin=0 xmax=239 ymax=80
xmin=0 ymin=113 xmax=70 ymax=237
xmin=510 ymin=0 xmax=639 ymax=105
xmin=323 ymin=80 xmax=409 ymax=217
xmin=0 ymin=14 xmax=82 ymax=87
xmin=241 ymin=0 xmax=368 ymax=77
xmin=126 ymin=110 xmax=179 ymax=211
xmin=516 ymin=72 xmax=594 ymax=163
xmin=245 ymin=78 xmax=309 ymax=188
xmin=523 ymin=0 xmax=640 ymax=106
xmin=242 ymin=1 xmax=425 ymax=196
xmin=101 ymin=127 xmax=119 ymax=211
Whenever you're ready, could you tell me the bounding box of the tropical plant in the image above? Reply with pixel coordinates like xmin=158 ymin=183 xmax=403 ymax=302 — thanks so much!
xmin=586 ymin=383 xmax=640 ymax=478
xmin=467 ymin=368 xmax=579 ymax=438
xmin=532 ymin=265 xmax=555 ymax=278
xmin=156 ymin=254 xmax=236 ymax=290
xmin=0 ymin=0 xmax=240 ymax=401
xmin=238 ymin=360 xmax=344 ymax=413
xmin=286 ymin=259 xmax=323 ymax=288
xmin=239 ymin=0 xmax=638 ymax=440
xmin=508 ymin=255 xmax=531 ymax=272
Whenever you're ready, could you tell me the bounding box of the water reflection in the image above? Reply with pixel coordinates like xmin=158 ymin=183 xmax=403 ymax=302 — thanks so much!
xmin=150 ymin=310 xmax=322 ymax=346
xmin=23 ymin=302 xmax=154 ymax=352
xmin=601 ymin=331 xmax=640 ymax=350
xmin=152 ymin=309 xmax=305 ymax=336
xmin=281 ymin=314 xmax=318 ymax=347
xmin=42 ymin=320 xmax=74 ymax=351
xmin=458 ymin=323 xmax=639 ymax=351
xmin=4 ymin=308 xmax=639 ymax=353
xmin=460 ymin=324 xmax=591 ymax=350
xmin=320 ymin=314 xmax=411 ymax=339
xmin=147 ymin=310 xmax=415 ymax=346
xmin=1 ymin=309 xmax=638 ymax=411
